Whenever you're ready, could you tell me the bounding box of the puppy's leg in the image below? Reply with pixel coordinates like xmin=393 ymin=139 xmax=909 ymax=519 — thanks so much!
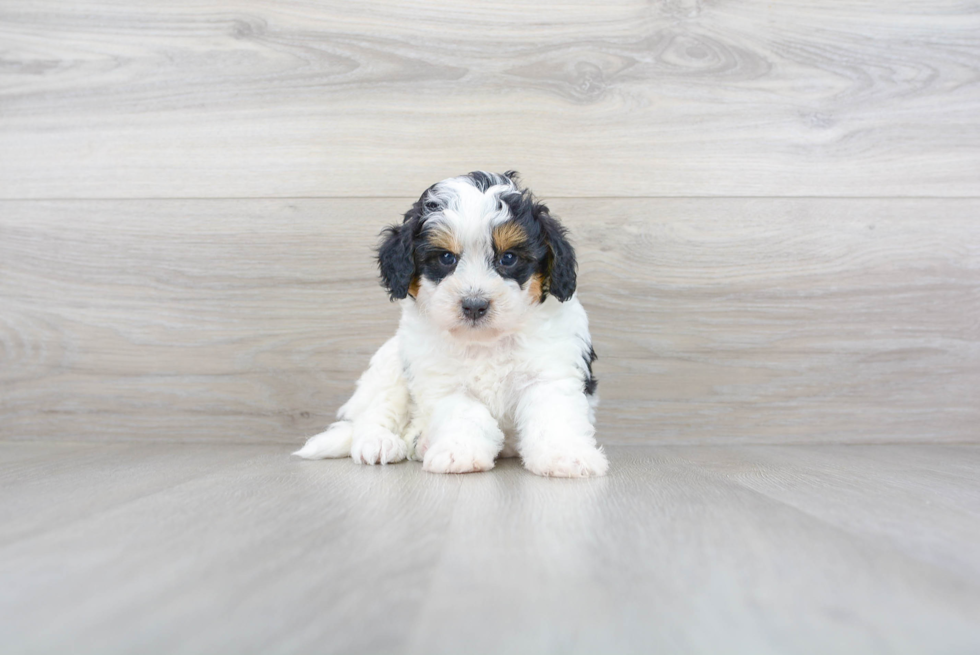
xmin=515 ymin=380 xmax=608 ymax=478
xmin=420 ymin=394 xmax=504 ymax=474
xmin=402 ymin=415 xmax=426 ymax=462
xmin=294 ymin=336 xmax=410 ymax=464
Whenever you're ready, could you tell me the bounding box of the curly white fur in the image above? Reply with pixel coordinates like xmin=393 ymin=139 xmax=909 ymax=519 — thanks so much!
xmin=294 ymin=173 xmax=607 ymax=478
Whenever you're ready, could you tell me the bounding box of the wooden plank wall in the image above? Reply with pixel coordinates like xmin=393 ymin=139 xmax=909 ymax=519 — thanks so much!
xmin=1 ymin=1 xmax=978 ymax=444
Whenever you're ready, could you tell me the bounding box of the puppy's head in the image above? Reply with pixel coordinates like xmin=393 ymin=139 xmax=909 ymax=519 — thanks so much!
xmin=378 ymin=171 xmax=576 ymax=340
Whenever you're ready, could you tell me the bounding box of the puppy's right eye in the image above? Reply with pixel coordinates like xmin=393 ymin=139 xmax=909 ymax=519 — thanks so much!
xmin=439 ymin=252 xmax=457 ymax=266
xmin=424 ymin=200 xmax=439 ymax=212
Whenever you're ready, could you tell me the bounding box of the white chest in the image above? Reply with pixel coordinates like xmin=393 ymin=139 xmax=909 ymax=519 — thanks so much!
xmin=407 ymin=337 xmax=535 ymax=421
xmin=397 ymin=295 xmax=591 ymax=426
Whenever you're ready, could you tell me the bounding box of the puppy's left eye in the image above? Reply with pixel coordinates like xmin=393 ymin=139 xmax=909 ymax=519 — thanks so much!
xmin=499 ymin=252 xmax=517 ymax=267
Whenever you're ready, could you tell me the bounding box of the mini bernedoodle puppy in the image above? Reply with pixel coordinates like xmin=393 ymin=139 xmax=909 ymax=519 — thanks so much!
xmin=294 ymin=171 xmax=607 ymax=477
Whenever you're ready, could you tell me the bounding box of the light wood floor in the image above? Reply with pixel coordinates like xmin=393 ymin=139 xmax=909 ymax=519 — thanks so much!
xmin=3 ymin=2 xmax=979 ymax=652
xmin=2 ymin=442 xmax=979 ymax=654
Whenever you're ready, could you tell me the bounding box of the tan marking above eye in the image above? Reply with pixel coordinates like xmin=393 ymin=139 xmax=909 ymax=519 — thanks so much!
xmin=492 ymin=222 xmax=527 ymax=253
xmin=426 ymin=226 xmax=460 ymax=253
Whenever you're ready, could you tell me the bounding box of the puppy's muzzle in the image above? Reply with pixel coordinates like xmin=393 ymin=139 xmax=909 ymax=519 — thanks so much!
xmin=461 ymin=297 xmax=490 ymax=321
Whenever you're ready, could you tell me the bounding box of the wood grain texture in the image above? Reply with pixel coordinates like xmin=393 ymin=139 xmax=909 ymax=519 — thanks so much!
xmin=1 ymin=443 xmax=979 ymax=654
xmin=2 ymin=198 xmax=977 ymax=445
xmin=0 ymin=442 xmax=462 ymax=654
xmin=1 ymin=1 xmax=979 ymax=198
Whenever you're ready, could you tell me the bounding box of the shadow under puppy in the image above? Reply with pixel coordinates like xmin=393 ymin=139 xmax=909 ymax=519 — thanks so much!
xmin=295 ymin=171 xmax=607 ymax=477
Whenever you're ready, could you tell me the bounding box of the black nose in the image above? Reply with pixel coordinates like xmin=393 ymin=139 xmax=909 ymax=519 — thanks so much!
xmin=461 ymin=297 xmax=490 ymax=320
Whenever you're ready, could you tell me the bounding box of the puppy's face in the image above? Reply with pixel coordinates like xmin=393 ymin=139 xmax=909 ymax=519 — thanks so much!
xmin=378 ymin=171 xmax=577 ymax=341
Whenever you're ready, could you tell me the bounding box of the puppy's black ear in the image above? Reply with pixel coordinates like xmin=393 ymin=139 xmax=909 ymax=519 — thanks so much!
xmin=377 ymin=204 xmax=421 ymax=300
xmin=535 ymin=203 xmax=577 ymax=302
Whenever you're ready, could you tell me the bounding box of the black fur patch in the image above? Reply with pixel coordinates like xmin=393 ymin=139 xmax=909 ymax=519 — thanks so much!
xmin=500 ymin=188 xmax=577 ymax=302
xmin=379 ymin=172 xmax=578 ymax=304
xmin=378 ymin=184 xmax=465 ymax=297
xmin=583 ymin=345 xmax=598 ymax=395
xmin=464 ymin=170 xmax=511 ymax=193
xmin=490 ymin=224 xmax=542 ymax=288
xmin=378 ymin=221 xmax=420 ymax=300
xmin=415 ymin=226 xmax=459 ymax=284
xmin=377 ymin=191 xmax=433 ymax=300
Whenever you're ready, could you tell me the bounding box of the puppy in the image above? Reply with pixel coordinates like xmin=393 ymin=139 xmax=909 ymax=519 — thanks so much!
xmin=294 ymin=171 xmax=607 ymax=477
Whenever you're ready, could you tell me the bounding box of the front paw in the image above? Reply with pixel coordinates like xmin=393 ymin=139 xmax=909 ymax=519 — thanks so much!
xmin=422 ymin=438 xmax=496 ymax=474
xmin=523 ymin=445 xmax=608 ymax=478
xmin=351 ymin=426 xmax=407 ymax=465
